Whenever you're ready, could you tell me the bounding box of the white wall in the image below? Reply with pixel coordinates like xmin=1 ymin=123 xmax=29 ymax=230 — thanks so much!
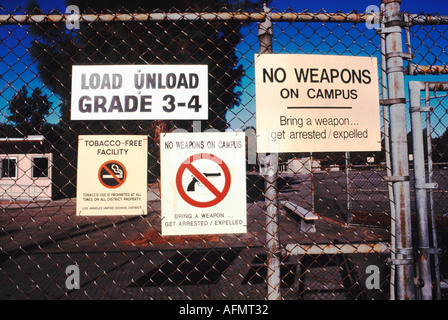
xmin=284 ymin=157 xmax=322 ymax=174
xmin=0 ymin=153 xmax=52 ymax=201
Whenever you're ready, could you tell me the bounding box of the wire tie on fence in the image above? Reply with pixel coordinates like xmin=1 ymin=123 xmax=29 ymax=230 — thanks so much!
xmin=376 ymin=26 xmax=402 ymax=34
xmin=387 ymin=247 xmax=414 ymax=266
xmin=386 ymin=66 xmax=405 ymax=74
xmin=385 ymin=51 xmax=414 ymax=60
xmin=396 ymin=247 xmax=413 ymax=255
xmin=383 ymin=175 xmax=410 ymax=182
xmin=384 ymin=19 xmax=412 ymax=28
xmin=387 ymin=258 xmax=414 ymax=266
xmin=410 ymin=106 xmax=434 ymax=113
xmin=379 ymin=98 xmax=406 ymax=105
xmin=415 ymin=182 xmax=438 ymax=190
xmin=418 ymin=247 xmax=441 ymax=255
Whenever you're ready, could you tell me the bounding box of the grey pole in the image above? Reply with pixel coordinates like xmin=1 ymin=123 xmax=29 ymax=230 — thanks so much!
xmin=425 ymin=84 xmax=441 ymax=300
xmin=345 ymin=151 xmax=351 ymax=224
xmin=380 ymin=4 xmax=396 ymax=298
xmin=409 ymin=81 xmax=433 ymax=300
xmin=258 ymin=4 xmax=281 ymax=300
xmin=382 ymin=0 xmax=415 ymax=300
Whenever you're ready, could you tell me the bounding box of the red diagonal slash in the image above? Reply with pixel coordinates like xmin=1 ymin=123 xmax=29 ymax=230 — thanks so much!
xmin=176 ymin=153 xmax=231 ymax=208
xmin=102 ymin=164 xmax=123 ymax=184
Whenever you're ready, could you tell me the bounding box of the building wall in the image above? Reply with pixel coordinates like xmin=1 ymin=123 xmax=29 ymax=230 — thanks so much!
xmin=0 ymin=153 xmax=52 ymax=201
xmin=283 ymin=157 xmax=322 ymax=174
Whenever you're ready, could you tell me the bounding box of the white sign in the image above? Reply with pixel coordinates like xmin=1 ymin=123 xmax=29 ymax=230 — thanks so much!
xmin=71 ymin=64 xmax=208 ymax=120
xmin=160 ymin=132 xmax=246 ymax=236
xmin=255 ymin=54 xmax=381 ymax=153
xmin=76 ymin=135 xmax=148 ymax=216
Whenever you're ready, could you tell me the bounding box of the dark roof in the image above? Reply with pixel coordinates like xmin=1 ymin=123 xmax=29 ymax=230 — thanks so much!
xmin=0 ymin=135 xmax=50 ymax=154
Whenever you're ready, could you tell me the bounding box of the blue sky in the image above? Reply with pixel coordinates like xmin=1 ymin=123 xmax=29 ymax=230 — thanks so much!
xmin=0 ymin=1 xmax=447 ymax=130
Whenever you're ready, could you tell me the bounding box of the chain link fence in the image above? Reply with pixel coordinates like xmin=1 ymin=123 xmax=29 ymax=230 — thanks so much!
xmin=0 ymin=1 xmax=447 ymax=300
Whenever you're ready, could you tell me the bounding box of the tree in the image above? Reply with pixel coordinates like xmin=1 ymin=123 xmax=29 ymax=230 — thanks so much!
xmin=7 ymin=85 xmax=52 ymax=136
xmin=8 ymin=86 xmax=31 ymax=127
xmin=431 ymin=129 xmax=448 ymax=163
xmin=26 ymin=0 xmax=267 ymax=132
xmin=25 ymin=0 xmax=268 ymax=197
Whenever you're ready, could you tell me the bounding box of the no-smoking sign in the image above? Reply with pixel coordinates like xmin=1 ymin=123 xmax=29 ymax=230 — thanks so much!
xmin=98 ymin=160 xmax=127 ymax=189
xmin=161 ymin=132 xmax=246 ymax=236
xmin=76 ymin=135 xmax=148 ymax=216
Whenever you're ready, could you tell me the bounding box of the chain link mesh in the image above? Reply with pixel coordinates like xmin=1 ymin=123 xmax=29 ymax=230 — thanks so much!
xmin=0 ymin=4 xmax=447 ymax=300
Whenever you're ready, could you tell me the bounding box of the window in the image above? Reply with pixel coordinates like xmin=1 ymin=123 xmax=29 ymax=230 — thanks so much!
xmin=1 ymin=158 xmax=17 ymax=178
xmin=32 ymin=157 xmax=49 ymax=178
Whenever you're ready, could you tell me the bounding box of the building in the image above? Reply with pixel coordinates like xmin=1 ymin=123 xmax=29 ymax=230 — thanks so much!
xmin=279 ymin=157 xmax=322 ymax=174
xmin=0 ymin=135 xmax=52 ymax=202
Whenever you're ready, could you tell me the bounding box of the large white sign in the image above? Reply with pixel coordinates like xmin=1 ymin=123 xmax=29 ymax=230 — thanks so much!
xmin=255 ymin=54 xmax=381 ymax=153
xmin=71 ymin=65 xmax=208 ymax=120
xmin=160 ymin=132 xmax=246 ymax=236
xmin=76 ymin=135 xmax=148 ymax=216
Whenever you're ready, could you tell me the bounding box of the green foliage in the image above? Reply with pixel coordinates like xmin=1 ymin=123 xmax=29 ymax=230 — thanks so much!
xmin=7 ymin=85 xmax=52 ymax=136
xmin=23 ymin=0 xmax=268 ymax=197
xmin=26 ymin=0 xmax=268 ymax=132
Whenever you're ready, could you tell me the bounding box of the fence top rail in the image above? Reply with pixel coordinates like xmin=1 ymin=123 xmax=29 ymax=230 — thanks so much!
xmin=0 ymin=11 xmax=368 ymax=24
xmin=410 ymin=81 xmax=448 ymax=91
xmin=0 ymin=9 xmax=446 ymax=25
xmin=406 ymin=13 xmax=448 ymax=25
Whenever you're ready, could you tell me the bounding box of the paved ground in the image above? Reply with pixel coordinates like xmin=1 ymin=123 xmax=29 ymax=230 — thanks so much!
xmin=0 ymin=173 xmax=404 ymax=300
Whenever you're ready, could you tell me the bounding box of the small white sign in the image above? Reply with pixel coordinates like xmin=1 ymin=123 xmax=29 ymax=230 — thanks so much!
xmin=160 ymin=132 xmax=246 ymax=236
xmin=71 ymin=64 xmax=208 ymax=120
xmin=255 ymin=54 xmax=381 ymax=153
xmin=76 ymin=135 xmax=148 ymax=216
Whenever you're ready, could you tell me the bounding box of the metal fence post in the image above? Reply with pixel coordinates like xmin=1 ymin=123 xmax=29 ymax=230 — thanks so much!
xmin=409 ymin=81 xmax=433 ymax=299
xmin=380 ymin=4 xmax=397 ymax=298
xmin=424 ymin=84 xmax=441 ymax=300
xmin=345 ymin=151 xmax=352 ymax=223
xmin=382 ymin=0 xmax=416 ymax=300
xmin=258 ymin=4 xmax=281 ymax=300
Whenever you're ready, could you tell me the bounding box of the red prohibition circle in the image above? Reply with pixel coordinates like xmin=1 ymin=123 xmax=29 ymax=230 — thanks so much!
xmin=176 ymin=153 xmax=231 ymax=208
xmin=98 ymin=160 xmax=127 ymax=189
